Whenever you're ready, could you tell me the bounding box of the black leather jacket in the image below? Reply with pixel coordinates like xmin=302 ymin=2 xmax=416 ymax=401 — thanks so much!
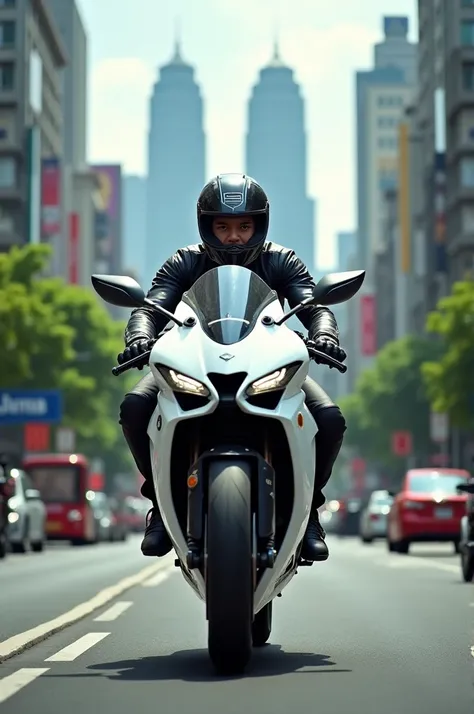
xmin=124 ymin=242 xmax=340 ymax=346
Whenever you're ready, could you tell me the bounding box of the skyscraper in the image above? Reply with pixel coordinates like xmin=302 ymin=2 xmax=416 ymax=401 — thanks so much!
xmin=356 ymin=17 xmax=417 ymax=270
xmin=145 ymin=41 xmax=206 ymax=286
xmin=245 ymin=44 xmax=315 ymax=273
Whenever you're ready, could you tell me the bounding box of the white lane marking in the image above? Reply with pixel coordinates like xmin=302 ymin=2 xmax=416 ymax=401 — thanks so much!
xmin=45 ymin=632 xmax=110 ymax=662
xmin=0 ymin=668 xmax=49 ymax=704
xmin=93 ymin=601 xmax=133 ymax=622
xmin=0 ymin=555 xmax=174 ymax=663
xmin=142 ymin=569 xmax=173 ymax=587
xmin=470 ymin=646 xmax=474 ymax=658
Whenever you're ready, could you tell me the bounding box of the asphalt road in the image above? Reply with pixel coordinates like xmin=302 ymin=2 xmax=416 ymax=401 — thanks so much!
xmin=0 ymin=535 xmax=150 ymax=640
xmin=0 ymin=537 xmax=473 ymax=713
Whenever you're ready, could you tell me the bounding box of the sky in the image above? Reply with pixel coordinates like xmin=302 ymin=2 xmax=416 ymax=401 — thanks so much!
xmin=76 ymin=0 xmax=417 ymax=269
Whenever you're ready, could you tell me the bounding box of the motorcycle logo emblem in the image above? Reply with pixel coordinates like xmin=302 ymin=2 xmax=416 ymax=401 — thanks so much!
xmin=219 ymin=353 xmax=234 ymax=361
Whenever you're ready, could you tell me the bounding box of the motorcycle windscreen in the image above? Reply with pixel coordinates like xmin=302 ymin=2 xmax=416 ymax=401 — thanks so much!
xmin=182 ymin=265 xmax=277 ymax=345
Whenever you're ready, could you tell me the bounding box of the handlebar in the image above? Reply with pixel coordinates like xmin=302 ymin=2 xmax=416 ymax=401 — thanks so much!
xmin=307 ymin=347 xmax=347 ymax=374
xmin=111 ymin=337 xmax=347 ymax=376
xmin=112 ymin=350 xmax=153 ymax=376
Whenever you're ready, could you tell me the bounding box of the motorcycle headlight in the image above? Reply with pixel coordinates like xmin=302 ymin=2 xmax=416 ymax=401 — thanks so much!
xmin=246 ymin=363 xmax=301 ymax=396
xmin=158 ymin=366 xmax=210 ymax=396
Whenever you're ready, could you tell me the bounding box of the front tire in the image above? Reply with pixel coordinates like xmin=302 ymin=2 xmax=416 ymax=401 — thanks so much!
xmin=206 ymin=460 xmax=253 ymax=675
xmin=252 ymin=601 xmax=272 ymax=647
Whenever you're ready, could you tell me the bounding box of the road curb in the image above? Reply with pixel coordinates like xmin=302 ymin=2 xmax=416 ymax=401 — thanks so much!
xmin=0 ymin=556 xmax=174 ymax=663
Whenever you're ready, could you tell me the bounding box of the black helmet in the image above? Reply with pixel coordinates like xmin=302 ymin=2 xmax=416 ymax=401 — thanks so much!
xmin=197 ymin=173 xmax=269 ymax=265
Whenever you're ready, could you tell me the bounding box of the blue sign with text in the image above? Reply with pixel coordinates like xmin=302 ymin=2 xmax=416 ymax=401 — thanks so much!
xmin=0 ymin=390 xmax=62 ymax=424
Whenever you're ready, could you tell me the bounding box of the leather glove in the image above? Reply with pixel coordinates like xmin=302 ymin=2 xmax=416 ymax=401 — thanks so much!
xmin=117 ymin=338 xmax=155 ymax=368
xmin=307 ymin=336 xmax=347 ymax=364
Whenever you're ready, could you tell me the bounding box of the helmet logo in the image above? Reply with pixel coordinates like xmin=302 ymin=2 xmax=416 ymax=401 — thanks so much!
xmin=222 ymin=192 xmax=244 ymax=210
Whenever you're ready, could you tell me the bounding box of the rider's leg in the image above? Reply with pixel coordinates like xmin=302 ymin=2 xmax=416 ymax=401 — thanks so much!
xmin=119 ymin=372 xmax=172 ymax=557
xmin=300 ymin=376 xmax=347 ymax=561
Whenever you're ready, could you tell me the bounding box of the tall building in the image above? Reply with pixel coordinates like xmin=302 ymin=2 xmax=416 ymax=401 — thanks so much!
xmin=245 ymin=44 xmax=315 ymax=273
xmin=45 ymin=0 xmax=86 ymax=168
xmin=337 ymin=231 xmax=357 ymax=274
xmin=123 ymin=175 xmax=146 ymax=284
xmin=145 ymin=41 xmax=205 ymax=286
xmin=419 ymin=1 xmax=474 ymax=289
xmin=349 ymin=17 xmax=417 ymax=391
xmin=356 ymin=17 xmax=417 ymax=271
xmin=0 ymin=0 xmax=66 ymax=252
xmin=45 ymin=0 xmax=98 ymax=285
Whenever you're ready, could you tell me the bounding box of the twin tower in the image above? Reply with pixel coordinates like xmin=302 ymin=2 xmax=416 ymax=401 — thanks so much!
xmin=145 ymin=41 xmax=316 ymax=286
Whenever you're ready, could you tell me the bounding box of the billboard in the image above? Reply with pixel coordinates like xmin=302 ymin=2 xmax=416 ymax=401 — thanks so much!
xmin=91 ymin=164 xmax=122 ymax=275
xmin=68 ymin=213 xmax=79 ymax=285
xmin=360 ymin=295 xmax=376 ymax=356
xmin=41 ymin=157 xmax=61 ymax=237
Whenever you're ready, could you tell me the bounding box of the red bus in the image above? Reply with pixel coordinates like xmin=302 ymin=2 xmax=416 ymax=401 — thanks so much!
xmin=22 ymin=453 xmax=99 ymax=546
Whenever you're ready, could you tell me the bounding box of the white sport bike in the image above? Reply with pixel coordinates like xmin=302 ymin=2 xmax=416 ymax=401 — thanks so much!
xmin=92 ymin=264 xmax=365 ymax=675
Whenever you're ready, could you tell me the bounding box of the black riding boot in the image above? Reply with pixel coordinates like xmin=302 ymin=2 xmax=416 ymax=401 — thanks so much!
xmin=141 ymin=505 xmax=173 ymax=557
xmin=300 ymin=502 xmax=329 ymax=562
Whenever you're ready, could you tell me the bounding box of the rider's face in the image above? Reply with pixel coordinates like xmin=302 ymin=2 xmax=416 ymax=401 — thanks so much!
xmin=212 ymin=217 xmax=255 ymax=245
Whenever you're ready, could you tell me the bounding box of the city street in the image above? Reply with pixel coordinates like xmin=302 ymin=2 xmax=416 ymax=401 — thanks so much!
xmin=0 ymin=535 xmax=161 ymax=641
xmin=0 ymin=536 xmax=472 ymax=713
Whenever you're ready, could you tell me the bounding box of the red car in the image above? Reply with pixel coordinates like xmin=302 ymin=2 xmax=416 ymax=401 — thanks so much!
xmin=387 ymin=468 xmax=470 ymax=554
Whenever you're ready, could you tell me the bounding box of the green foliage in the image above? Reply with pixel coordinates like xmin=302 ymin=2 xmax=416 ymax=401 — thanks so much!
xmin=0 ymin=244 xmax=134 ymax=482
xmin=340 ymin=335 xmax=440 ymax=468
xmin=422 ymin=281 xmax=474 ymax=428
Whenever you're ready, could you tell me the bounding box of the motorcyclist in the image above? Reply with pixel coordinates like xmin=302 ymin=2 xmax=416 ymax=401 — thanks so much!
xmin=119 ymin=174 xmax=347 ymax=562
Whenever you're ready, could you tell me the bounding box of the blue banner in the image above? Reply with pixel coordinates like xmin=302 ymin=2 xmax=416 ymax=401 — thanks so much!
xmin=0 ymin=390 xmax=62 ymax=424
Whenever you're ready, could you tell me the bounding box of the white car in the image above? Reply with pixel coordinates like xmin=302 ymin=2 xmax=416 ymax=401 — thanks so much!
xmin=7 ymin=468 xmax=46 ymax=553
xmin=359 ymin=490 xmax=393 ymax=544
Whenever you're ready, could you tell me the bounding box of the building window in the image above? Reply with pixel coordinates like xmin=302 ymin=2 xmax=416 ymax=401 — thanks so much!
xmin=0 ymin=0 xmax=15 ymax=6
xmin=0 ymin=157 xmax=15 ymax=188
xmin=460 ymin=157 xmax=474 ymax=187
xmin=461 ymin=21 xmax=474 ymax=46
xmin=462 ymin=62 xmax=474 ymax=90
xmin=462 ymin=0 xmax=474 ymax=6
xmin=0 ymin=21 xmax=15 ymax=47
xmin=0 ymin=62 xmax=14 ymax=90
xmin=378 ymin=116 xmax=398 ymax=129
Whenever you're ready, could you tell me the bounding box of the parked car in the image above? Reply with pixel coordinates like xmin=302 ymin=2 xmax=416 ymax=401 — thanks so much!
xmin=336 ymin=497 xmax=364 ymax=536
xmin=0 ymin=468 xmax=15 ymax=559
xmin=7 ymin=468 xmax=46 ymax=553
xmin=456 ymin=479 xmax=474 ymax=582
xmin=359 ymin=490 xmax=393 ymax=543
xmin=386 ymin=468 xmax=469 ymax=555
xmin=108 ymin=495 xmax=129 ymax=542
xmin=87 ymin=491 xmax=114 ymax=542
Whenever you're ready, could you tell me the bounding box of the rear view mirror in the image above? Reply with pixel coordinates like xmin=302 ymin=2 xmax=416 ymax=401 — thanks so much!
xmin=457 ymin=482 xmax=474 ymax=494
xmin=312 ymin=270 xmax=366 ymax=306
xmin=91 ymin=274 xmax=146 ymax=308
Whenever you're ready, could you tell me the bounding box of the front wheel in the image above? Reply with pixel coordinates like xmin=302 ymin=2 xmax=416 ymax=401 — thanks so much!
xmin=252 ymin=601 xmax=272 ymax=647
xmin=206 ymin=460 xmax=253 ymax=675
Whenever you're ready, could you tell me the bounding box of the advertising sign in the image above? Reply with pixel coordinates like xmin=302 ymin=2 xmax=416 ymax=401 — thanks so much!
xmin=391 ymin=431 xmax=412 ymax=457
xmin=41 ymin=157 xmax=61 ymax=236
xmin=360 ymin=295 xmax=376 ymax=356
xmin=91 ymin=164 xmax=122 ymax=275
xmin=0 ymin=390 xmax=62 ymax=425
